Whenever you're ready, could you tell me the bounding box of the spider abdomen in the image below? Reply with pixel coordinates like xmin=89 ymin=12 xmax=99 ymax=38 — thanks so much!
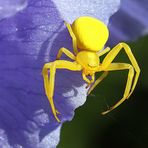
xmin=71 ymin=16 xmax=109 ymax=52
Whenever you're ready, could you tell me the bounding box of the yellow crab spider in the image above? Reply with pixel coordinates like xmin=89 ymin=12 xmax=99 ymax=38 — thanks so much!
xmin=42 ymin=16 xmax=140 ymax=122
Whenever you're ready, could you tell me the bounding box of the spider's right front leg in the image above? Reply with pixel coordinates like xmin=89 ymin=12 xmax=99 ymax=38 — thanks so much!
xmin=42 ymin=60 xmax=82 ymax=122
xmin=42 ymin=62 xmax=60 ymax=122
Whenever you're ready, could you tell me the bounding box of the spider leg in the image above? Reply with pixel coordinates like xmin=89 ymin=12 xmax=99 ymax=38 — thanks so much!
xmin=101 ymin=63 xmax=134 ymax=115
xmin=65 ymin=21 xmax=78 ymax=55
xmin=42 ymin=62 xmax=60 ymax=122
xmin=87 ymin=71 xmax=108 ymax=95
xmin=102 ymin=42 xmax=140 ymax=99
xmin=97 ymin=47 xmax=110 ymax=57
xmin=56 ymin=47 xmax=76 ymax=60
xmin=42 ymin=60 xmax=82 ymax=122
xmin=82 ymin=73 xmax=95 ymax=84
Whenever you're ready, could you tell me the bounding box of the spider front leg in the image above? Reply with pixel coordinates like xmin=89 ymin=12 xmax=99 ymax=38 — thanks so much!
xmin=101 ymin=63 xmax=134 ymax=114
xmin=100 ymin=43 xmax=140 ymax=114
xmin=102 ymin=42 xmax=140 ymax=98
xmin=42 ymin=60 xmax=82 ymax=122
xmin=42 ymin=62 xmax=60 ymax=122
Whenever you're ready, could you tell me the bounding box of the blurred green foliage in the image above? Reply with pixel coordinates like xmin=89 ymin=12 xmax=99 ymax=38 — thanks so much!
xmin=58 ymin=36 xmax=148 ymax=148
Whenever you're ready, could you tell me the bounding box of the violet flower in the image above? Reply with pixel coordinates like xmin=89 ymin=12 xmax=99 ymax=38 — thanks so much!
xmin=0 ymin=0 xmax=27 ymax=19
xmin=108 ymin=0 xmax=148 ymax=46
xmin=0 ymin=0 xmax=147 ymax=147
xmin=0 ymin=0 xmax=120 ymax=147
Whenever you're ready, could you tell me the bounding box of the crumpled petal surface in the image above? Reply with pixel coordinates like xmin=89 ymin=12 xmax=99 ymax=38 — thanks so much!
xmin=0 ymin=0 xmax=120 ymax=148
xmin=0 ymin=0 xmax=28 ymax=19
xmin=108 ymin=0 xmax=148 ymax=45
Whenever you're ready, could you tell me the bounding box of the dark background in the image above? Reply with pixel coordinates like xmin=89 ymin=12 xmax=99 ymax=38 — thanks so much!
xmin=58 ymin=35 xmax=148 ymax=148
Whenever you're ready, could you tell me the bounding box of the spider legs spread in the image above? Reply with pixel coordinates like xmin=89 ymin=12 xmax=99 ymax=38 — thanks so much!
xmin=42 ymin=60 xmax=82 ymax=122
xmin=100 ymin=42 xmax=140 ymax=114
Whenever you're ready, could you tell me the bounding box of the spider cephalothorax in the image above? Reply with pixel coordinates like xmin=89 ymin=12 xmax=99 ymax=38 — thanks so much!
xmin=42 ymin=16 xmax=140 ymax=122
xmin=76 ymin=51 xmax=99 ymax=83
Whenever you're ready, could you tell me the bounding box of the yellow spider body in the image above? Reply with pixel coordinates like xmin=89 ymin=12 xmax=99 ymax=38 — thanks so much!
xmin=42 ymin=16 xmax=140 ymax=122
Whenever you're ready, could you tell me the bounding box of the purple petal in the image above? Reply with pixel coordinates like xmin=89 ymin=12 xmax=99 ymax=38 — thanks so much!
xmin=108 ymin=0 xmax=148 ymax=45
xmin=53 ymin=0 xmax=120 ymax=24
xmin=0 ymin=0 xmax=120 ymax=147
xmin=0 ymin=0 xmax=28 ymax=19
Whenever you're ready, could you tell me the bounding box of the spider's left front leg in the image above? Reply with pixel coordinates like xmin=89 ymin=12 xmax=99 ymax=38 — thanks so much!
xmin=100 ymin=43 xmax=140 ymax=114
xmin=102 ymin=42 xmax=140 ymax=98
xmin=101 ymin=63 xmax=134 ymax=114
